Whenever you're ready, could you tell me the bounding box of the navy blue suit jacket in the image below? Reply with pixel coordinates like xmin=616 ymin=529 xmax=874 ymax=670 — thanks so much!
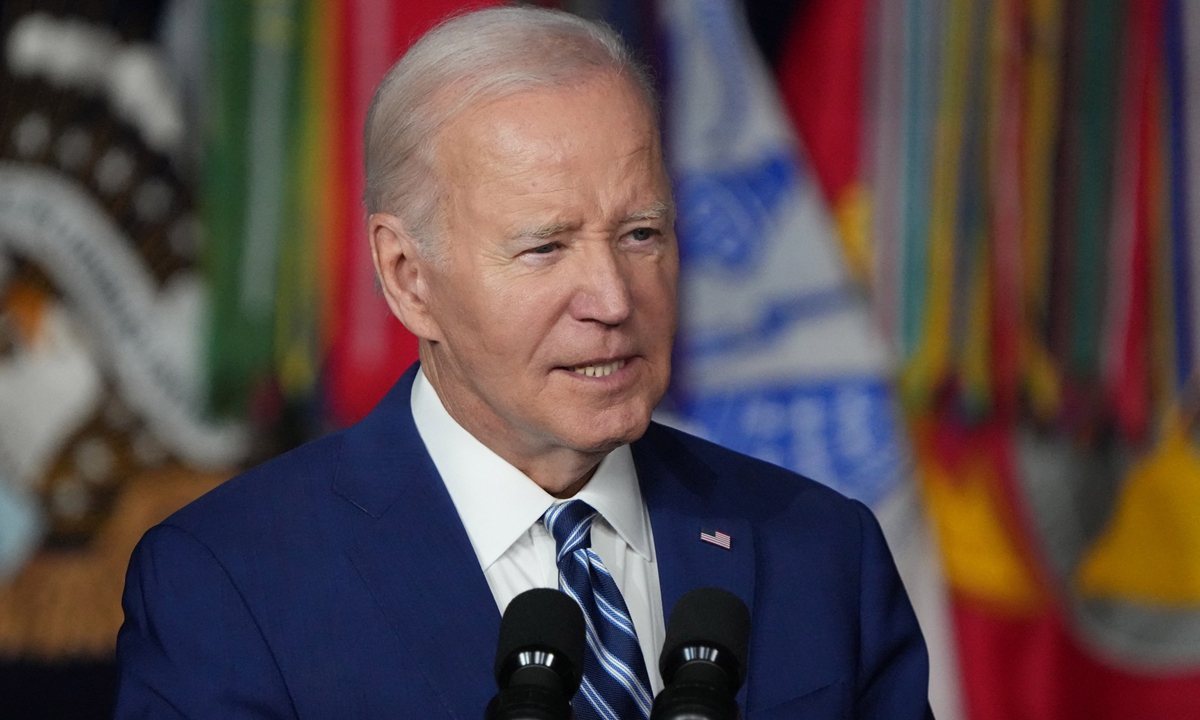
xmin=116 ymin=365 xmax=933 ymax=719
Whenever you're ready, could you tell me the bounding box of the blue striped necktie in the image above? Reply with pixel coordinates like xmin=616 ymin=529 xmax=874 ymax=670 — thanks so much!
xmin=543 ymin=500 xmax=653 ymax=720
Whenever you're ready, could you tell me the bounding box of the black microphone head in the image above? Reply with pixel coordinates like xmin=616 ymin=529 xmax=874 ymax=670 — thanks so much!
xmin=660 ymin=587 xmax=751 ymax=691
xmin=495 ymin=588 xmax=585 ymax=695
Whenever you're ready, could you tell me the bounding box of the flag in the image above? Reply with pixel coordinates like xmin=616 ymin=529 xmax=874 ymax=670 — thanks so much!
xmin=324 ymin=0 xmax=500 ymax=427
xmin=699 ymin=527 xmax=733 ymax=550
xmin=273 ymin=0 xmax=336 ymax=404
xmin=204 ymin=0 xmax=304 ymax=416
xmin=659 ymin=3 xmax=960 ymax=718
xmin=774 ymin=0 xmax=871 ymax=283
xmin=890 ymin=0 xmax=1200 ymax=716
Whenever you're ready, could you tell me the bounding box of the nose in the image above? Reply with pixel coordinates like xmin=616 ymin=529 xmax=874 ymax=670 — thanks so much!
xmin=569 ymin=242 xmax=633 ymax=326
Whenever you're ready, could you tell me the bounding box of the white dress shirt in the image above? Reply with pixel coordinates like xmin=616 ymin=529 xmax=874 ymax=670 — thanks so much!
xmin=410 ymin=369 xmax=666 ymax=692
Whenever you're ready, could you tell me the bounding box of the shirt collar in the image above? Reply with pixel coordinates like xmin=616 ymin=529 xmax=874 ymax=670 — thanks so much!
xmin=410 ymin=368 xmax=652 ymax=569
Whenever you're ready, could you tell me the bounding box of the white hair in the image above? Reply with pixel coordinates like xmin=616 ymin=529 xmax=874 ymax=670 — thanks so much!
xmin=363 ymin=6 xmax=657 ymax=261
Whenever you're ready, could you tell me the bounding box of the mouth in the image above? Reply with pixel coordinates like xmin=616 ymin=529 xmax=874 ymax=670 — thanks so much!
xmin=567 ymin=358 xmax=628 ymax=378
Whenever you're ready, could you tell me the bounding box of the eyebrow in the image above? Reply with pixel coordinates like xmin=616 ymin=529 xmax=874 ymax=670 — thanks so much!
xmin=620 ymin=201 xmax=674 ymax=224
xmin=508 ymin=201 xmax=676 ymax=243
xmin=512 ymin=221 xmax=576 ymax=242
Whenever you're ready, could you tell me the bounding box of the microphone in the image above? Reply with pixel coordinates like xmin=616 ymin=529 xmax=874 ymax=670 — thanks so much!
xmin=650 ymin=587 xmax=751 ymax=720
xmin=487 ymin=588 xmax=586 ymax=720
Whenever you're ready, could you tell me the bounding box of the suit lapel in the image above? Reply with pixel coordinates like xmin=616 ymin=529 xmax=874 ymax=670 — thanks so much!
xmin=335 ymin=366 xmax=500 ymax=720
xmin=633 ymin=423 xmax=756 ymax=707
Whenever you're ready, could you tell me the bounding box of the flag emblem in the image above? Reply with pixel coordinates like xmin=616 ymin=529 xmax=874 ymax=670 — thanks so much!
xmin=700 ymin=527 xmax=732 ymax=550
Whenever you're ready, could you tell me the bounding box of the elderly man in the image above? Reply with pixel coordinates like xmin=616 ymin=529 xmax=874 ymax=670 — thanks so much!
xmin=116 ymin=7 xmax=932 ymax=720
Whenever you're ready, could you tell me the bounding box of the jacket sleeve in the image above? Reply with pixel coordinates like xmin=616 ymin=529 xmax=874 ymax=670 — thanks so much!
xmin=853 ymin=500 xmax=937 ymax=719
xmin=115 ymin=524 xmax=297 ymax=720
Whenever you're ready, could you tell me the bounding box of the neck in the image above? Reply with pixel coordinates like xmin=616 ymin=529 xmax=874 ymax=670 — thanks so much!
xmin=420 ymin=348 xmax=608 ymax=497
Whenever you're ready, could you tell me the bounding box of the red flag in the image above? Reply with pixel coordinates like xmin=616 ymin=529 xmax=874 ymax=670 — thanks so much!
xmin=775 ymin=0 xmax=865 ymax=209
xmin=954 ymin=598 xmax=1200 ymax=720
xmin=325 ymin=0 xmax=499 ymax=427
xmin=774 ymin=0 xmax=870 ymax=280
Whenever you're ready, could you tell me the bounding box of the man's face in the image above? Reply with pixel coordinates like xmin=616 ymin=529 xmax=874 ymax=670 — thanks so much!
xmin=418 ymin=73 xmax=678 ymax=468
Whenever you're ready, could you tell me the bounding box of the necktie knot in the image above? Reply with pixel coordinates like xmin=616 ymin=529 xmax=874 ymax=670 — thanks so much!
xmin=543 ymin=499 xmax=598 ymax=565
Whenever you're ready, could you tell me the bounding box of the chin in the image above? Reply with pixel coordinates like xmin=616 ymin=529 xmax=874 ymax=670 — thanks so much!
xmin=562 ymin=405 xmax=655 ymax=454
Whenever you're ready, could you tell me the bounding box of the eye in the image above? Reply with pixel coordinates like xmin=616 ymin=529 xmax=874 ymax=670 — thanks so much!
xmin=629 ymin=227 xmax=658 ymax=242
xmin=529 ymin=242 xmax=559 ymax=254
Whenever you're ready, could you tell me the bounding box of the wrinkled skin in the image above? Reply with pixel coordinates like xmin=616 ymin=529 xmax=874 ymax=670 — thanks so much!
xmin=370 ymin=73 xmax=679 ymax=496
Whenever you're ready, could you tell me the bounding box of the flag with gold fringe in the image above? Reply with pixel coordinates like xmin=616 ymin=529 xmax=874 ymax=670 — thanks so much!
xmin=792 ymin=0 xmax=1200 ymax=716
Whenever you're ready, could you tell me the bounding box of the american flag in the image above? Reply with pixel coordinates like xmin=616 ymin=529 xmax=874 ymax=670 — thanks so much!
xmin=700 ymin=527 xmax=732 ymax=550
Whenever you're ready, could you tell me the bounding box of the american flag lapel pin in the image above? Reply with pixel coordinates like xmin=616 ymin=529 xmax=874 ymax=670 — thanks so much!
xmin=699 ymin=525 xmax=732 ymax=550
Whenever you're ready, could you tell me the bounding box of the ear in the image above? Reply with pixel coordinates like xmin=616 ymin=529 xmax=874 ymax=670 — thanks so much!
xmin=368 ymin=212 xmax=445 ymax=342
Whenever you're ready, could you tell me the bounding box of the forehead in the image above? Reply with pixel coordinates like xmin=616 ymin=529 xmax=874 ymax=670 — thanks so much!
xmin=432 ymin=74 xmax=668 ymax=220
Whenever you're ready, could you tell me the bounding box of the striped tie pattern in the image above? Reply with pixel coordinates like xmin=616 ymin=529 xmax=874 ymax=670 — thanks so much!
xmin=543 ymin=500 xmax=653 ymax=720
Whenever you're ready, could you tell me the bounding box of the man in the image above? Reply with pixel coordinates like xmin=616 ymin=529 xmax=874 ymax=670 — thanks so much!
xmin=116 ymin=7 xmax=933 ymax=719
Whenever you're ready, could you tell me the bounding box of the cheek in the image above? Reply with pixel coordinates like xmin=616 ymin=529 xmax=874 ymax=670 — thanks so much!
xmin=633 ymin=267 xmax=679 ymax=330
xmin=429 ymin=273 xmax=509 ymax=360
xmin=471 ymin=276 xmax=568 ymax=354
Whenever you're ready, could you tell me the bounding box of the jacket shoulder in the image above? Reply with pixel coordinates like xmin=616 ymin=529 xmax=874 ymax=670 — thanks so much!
xmin=641 ymin=421 xmax=863 ymax=524
xmin=161 ymin=431 xmax=347 ymax=543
